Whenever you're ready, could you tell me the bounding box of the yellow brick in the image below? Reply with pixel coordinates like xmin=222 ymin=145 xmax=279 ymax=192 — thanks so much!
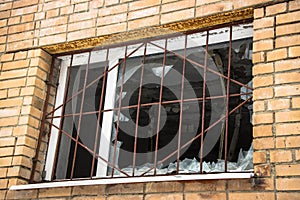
xmin=276 ymin=110 xmax=300 ymax=123
xmin=18 ymin=115 xmax=40 ymax=129
xmin=267 ymin=48 xmax=287 ymax=62
xmin=128 ymin=15 xmax=159 ymax=30
xmin=7 ymin=166 xmax=31 ymax=179
xmin=0 ymin=90 xmax=7 ymax=99
xmin=8 ymin=88 xmax=20 ymax=98
xmin=0 ymin=179 xmax=8 ymax=189
xmin=276 ymin=123 xmax=300 ymax=135
xmin=13 ymin=125 xmax=39 ymax=138
xmin=0 ymin=97 xmax=22 ymax=108
xmin=162 ymin=8 xmax=194 ymax=24
xmin=253 ymin=125 xmax=273 ymax=137
xmin=275 ymin=71 xmax=300 ymax=85
xmin=0 ymin=116 xmax=19 ymax=126
xmin=253 ymin=40 xmax=273 ymax=52
xmin=253 ymin=100 xmax=265 ymax=112
xmin=39 ymin=33 xmax=66 ymax=46
xmin=67 ymin=29 xmax=95 ymax=41
xmin=128 ymin=6 xmax=159 ymax=20
xmin=129 ymin=0 xmax=160 ymax=11
xmin=276 ymin=178 xmax=300 ymax=190
xmin=253 ymin=28 xmax=274 ymax=40
xmin=0 ymin=78 xmax=26 ymax=89
xmin=97 ymin=23 xmax=127 ymax=36
xmin=0 ymin=146 xmax=14 ymax=156
xmin=229 ymin=192 xmax=274 ymax=200
xmin=289 ymin=46 xmax=300 ymax=58
xmin=0 ymin=68 xmax=28 ymax=80
xmin=278 ymin=193 xmax=300 ymax=200
xmin=28 ymin=67 xmax=48 ymax=80
xmin=266 ymin=2 xmax=287 ymax=16
xmin=253 ymin=87 xmax=274 ymax=100
xmin=276 ymin=10 xmax=300 ymax=24
xmin=275 ymin=84 xmax=300 ymax=97
xmin=293 ymin=97 xmax=300 ymax=108
xmin=275 ymin=58 xmax=300 ymax=72
xmin=14 ymin=145 xmax=35 ymax=157
xmin=253 ymin=151 xmax=267 ymax=164
xmin=196 ymin=2 xmax=233 ymax=17
xmin=145 ymin=194 xmax=182 ymax=200
xmin=276 ymin=22 xmax=300 ymax=36
xmin=254 ymin=8 xmax=264 ymax=19
xmin=289 ymin=0 xmax=300 ymax=11
xmin=268 ymin=99 xmax=290 ymax=110
xmin=276 ymin=35 xmax=300 ymax=48
xmin=253 ymin=113 xmax=273 ymax=125
xmin=38 ymin=187 xmax=72 ymax=198
xmin=0 ymin=127 xmax=13 ymax=137
xmin=2 ymin=59 xmax=30 ymax=71
xmin=12 ymin=0 xmax=38 ymax=9
xmin=253 ymin=75 xmax=273 ymax=88
xmin=185 ymin=193 xmax=225 ymax=200
xmin=270 ymin=150 xmax=292 ymax=163
xmin=253 ymin=137 xmax=274 ymax=150
xmin=0 ymin=157 xmax=12 ymax=167
xmin=253 ymin=16 xmax=274 ymax=29
xmin=162 ymin=0 xmax=195 ymax=13
xmin=276 ymin=164 xmax=300 ymax=176
xmin=0 ymin=53 xmax=14 ymax=62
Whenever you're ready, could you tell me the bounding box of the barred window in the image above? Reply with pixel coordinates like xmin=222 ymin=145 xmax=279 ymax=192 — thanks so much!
xmin=44 ymin=23 xmax=253 ymax=181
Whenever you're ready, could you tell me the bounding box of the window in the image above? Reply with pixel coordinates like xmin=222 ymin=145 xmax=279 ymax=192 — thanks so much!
xmin=44 ymin=23 xmax=253 ymax=181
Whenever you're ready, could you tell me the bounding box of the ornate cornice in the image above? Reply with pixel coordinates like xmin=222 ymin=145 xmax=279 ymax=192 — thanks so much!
xmin=43 ymin=8 xmax=253 ymax=55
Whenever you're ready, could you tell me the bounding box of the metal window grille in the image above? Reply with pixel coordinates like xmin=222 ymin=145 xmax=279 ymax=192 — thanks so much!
xmin=32 ymin=23 xmax=254 ymax=182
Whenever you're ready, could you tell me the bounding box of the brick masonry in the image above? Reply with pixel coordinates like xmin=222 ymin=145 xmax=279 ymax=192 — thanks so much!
xmin=0 ymin=0 xmax=300 ymax=199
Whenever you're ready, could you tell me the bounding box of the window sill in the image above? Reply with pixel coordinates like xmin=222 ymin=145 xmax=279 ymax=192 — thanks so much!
xmin=10 ymin=172 xmax=254 ymax=191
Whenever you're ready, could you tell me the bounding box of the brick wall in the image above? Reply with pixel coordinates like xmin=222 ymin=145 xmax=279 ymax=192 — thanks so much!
xmin=0 ymin=0 xmax=300 ymax=199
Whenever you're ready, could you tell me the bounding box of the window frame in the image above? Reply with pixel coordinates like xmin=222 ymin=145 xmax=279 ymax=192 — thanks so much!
xmin=44 ymin=23 xmax=254 ymax=181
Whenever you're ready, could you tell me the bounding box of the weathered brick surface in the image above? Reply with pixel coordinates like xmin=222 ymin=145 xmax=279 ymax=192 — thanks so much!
xmin=0 ymin=0 xmax=299 ymax=199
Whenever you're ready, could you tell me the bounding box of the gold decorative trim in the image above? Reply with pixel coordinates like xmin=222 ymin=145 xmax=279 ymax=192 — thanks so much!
xmin=43 ymin=8 xmax=253 ymax=55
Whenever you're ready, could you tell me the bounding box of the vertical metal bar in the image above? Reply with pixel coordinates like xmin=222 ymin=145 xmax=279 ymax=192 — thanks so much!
xmin=176 ymin=35 xmax=188 ymax=173
xmin=199 ymin=31 xmax=209 ymax=173
xmin=224 ymin=26 xmax=233 ymax=172
xmin=70 ymin=52 xmax=92 ymax=179
xmin=111 ymin=46 xmax=128 ymax=177
xmin=153 ymin=39 xmax=167 ymax=175
xmin=132 ymin=43 xmax=147 ymax=176
xmin=90 ymin=49 xmax=109 ymax=177
xmin=51 ymin=55 xmax=74 ymax=180
xmin=29 ymin=57 xmax=56 ymax=183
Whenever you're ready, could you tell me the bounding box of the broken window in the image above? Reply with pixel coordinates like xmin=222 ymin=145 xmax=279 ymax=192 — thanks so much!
xmin=44 ymin=23 xmax=253 ymax=180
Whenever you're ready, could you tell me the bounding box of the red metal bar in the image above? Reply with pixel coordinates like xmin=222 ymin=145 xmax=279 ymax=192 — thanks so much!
xmin=132 ymin=43 xmax=147 ymax=176
xmin=200 ymin=30 xmax=209 ymax=173
xmin=176 ymin=35 xmax=188 ymax=173
xmin=153 ymin=39 xmax=167 ymax=175
xmin=70 ymin=52 xmax=92 ymax=179
xmin=224 ymin=26 xmax=233 ymax=172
